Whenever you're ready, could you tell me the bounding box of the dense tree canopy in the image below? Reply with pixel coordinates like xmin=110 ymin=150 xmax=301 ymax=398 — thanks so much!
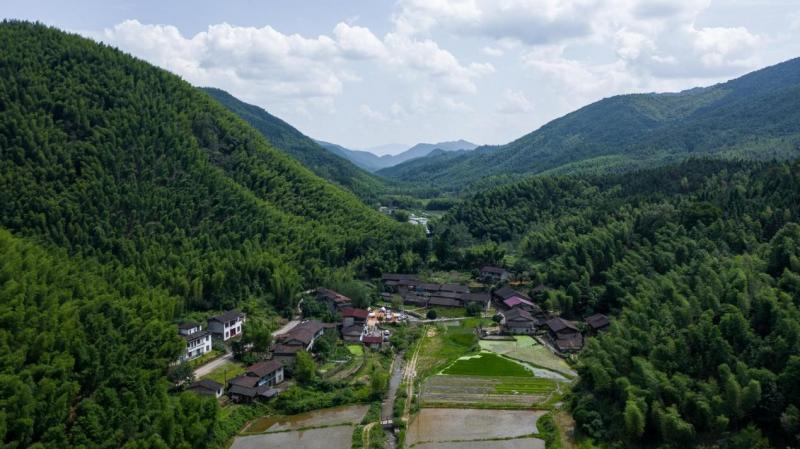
xmin=438 ymin=158 xmax=800 ymax=447
xmin=0 ymin=20 xmax=426 ymax=449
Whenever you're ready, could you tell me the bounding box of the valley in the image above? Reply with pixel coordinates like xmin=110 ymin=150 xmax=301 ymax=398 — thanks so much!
xmin=2 ymin=11 xmax=800 ymax=449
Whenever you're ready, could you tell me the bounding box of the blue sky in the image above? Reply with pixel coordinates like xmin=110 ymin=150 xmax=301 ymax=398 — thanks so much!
xmin=4 ymin=0 xmax=800 ymax=153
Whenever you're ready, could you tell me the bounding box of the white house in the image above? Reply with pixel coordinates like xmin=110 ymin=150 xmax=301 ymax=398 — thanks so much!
xmin=207 ymin=310 xmax=245 ymax=341
xmin=179 ymin=323 xmax=212 ymax=361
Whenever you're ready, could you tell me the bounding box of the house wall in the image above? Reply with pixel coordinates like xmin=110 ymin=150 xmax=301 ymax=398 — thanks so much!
xmin=182 ymin=334 xmax=212 ymax=362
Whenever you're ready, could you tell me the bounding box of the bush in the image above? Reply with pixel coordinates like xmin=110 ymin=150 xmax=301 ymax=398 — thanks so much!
xmin=426 ymin=309 xmax=438 ymax=319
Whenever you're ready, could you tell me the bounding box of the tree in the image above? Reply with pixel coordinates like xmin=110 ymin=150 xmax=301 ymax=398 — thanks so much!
xmin=624 ymin=400 xmax=646 ymax=440
xmin=370 ymin=368 xmax=388 ymax=400
xmin=168 ymin=362 xmax=194 ymax=385
xmin=426 ymin=309 xmax=438 ymax=320
xmin=294 ymin=350 xmax=317 ymax=385
xmin=466 ymin=302 xmax=483 ymax=316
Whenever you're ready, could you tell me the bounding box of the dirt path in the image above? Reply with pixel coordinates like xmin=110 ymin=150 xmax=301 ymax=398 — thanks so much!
xmin=362 ymin=422 xmax=376 ymax=448
xmin=554 ymin=410 xmax=578 ymax=449
xmin=402 ymin=327 xmax=425 ymax=421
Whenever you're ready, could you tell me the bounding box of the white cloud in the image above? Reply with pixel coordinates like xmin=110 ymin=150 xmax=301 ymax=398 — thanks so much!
xmin=105 ymin=20 xmax=346 ymax=103
xmin=393 ymin=0 xmax=597 ymax=45
xmin=104 ymin=18 xmax=492 ymax=113
xmin=497 ymin=89 xmax=534 ymax=114
xmin=333 ymin=22 xmax=387 ymax=59
xmin=393 ymin=0 xmax=764 ymax=81
xmin=384 ymin=33 xmax=490 ymax=94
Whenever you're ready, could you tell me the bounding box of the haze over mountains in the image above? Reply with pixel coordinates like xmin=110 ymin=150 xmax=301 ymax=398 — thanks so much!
xmin=378 ymin=57 xmax=800 ymax=192
xmin=318 ymin=139 xmax=478 ymax=172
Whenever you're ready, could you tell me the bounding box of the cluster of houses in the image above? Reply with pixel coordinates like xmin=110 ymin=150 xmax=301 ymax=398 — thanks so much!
xmin=381 ymin=273 xmax=490 ymax=310
xmin=316 ymin=288 xmax=390 ymax=350
xmin=182 ymin=318 xmax=334 ymax=403
xmin=492 ymin=285 xmax=610 ymax=354
xmin=178 ymin=310 xmax=246 ymax=362
xmin=187 ymin=358 xmax=286 ymax=403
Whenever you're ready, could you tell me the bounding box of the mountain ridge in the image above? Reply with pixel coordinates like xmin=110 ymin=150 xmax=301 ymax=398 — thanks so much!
xmin=201 ymin=87 xmax=389 ymax=203
xmin=378 ymin=57 xmax=800 ymax=191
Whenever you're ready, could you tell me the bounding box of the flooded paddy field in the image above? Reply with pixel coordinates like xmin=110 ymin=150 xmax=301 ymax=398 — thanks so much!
xmin=413 ymin=438 xmax=545 ymax=449
xmin=406 ymin=408 xmax=545 ymax=445
xmin=230 ymin=426 xmax=353 ymax=449
xmin=231 ymin=404 xmax=368 ymax=449
xmin=242 ymin=404 xmax=368 ymax=433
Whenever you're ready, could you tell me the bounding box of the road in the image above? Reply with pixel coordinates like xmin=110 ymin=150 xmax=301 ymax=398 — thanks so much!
xmin=193 ymin=319 xmax=300 ymax=379
xmin=193 ymin=351 xmax=233 ymax=378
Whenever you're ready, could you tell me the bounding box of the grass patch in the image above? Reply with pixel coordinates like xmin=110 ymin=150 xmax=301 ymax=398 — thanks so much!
xmin=495 ymin=378 xmax=556 ymax=394
xmin=347 ymin=344 xmax=364 ymax=356
xmin=188 ymin=349 xmax=223 ymax=368
xmin=442 ymin=352 xmax=531 ymax=377
xmin=201 ymin=360 xmax=245 ymax=385
xmin=415 ymin=324 xmax=478 ymax=379
xmin=428 ymin=306 xmax=469 ymax=318
xmin=479 ymin=337 xmax=575 ymax=377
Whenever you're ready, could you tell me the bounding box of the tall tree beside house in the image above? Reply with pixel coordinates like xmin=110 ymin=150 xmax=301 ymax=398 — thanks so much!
xmin=294 ymin=351 xmax=317 ymax=386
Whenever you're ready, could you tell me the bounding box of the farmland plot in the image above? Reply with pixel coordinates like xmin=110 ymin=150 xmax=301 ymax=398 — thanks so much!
xmin=422 ymin=375 xmax=556 ymax=406
xmin=479 ymin=336 xmax=576 ymax=377
xmin=407 ymin=408 xmax=545 ymax=445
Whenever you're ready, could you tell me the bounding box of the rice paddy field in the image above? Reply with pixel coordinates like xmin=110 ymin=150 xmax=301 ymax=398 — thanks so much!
xmin=231 ymin=405 xmax=369 ymax=449
xmin=441 ymin=352 xmax=531 ymax=377
xmin=230 ymin=426 xmax=353 ymax=449
xmin=421 ymin=374 xmax=557 ymax=407
xmin=479 ymin=336 xmax=576 ymax=377
xmin=241 ymin=405 xmax=368 ymax=434
xmin=406 ymin=408 xmax=545 ymax=446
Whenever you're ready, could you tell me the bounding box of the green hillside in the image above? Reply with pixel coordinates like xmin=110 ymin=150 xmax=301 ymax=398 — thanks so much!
xmin=0 ymin=19 xmax=427 ymax=448
xmin=201 ymin=87 xmax=390 ymax=203
xmin=434 ymin=158 xmax=800 ymax=448
xmin=378 ymin=58 xmax=800 ymax=192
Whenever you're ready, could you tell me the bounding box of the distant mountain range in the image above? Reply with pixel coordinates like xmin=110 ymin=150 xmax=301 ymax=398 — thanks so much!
xmin=317 ymin=139 xmax=478 ymax=172
xmin=378 ymin=57 xmax=800 ymax=192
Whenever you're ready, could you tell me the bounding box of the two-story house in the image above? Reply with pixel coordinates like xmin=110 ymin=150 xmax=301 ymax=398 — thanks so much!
xmin=178 ymin=323 xmax=212 ymax=362
xmin=207 ymin=310 xmax=245 ymax=341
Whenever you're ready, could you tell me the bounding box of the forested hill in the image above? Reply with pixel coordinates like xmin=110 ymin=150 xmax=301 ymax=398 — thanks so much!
xmin=379 ymin=57 xmax=800 ymax=192
xmin=0 ymin=21 xmax=427 ymax=311
xmin=0 ymin=20 xmax=426 ymax=448
xmin=434 ymin=158 xmax=800 ymax=448
xmin=201 ymin=87 xmax=390 ymax=203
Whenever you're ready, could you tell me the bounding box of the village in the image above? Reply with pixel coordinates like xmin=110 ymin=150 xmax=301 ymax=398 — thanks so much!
xmin=174 ymin=265 xmax=610 ymax=449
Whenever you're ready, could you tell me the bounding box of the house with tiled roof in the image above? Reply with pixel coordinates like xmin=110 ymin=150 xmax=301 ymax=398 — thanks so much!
xmin=501 ymin=308 xmax=537 ymax=335
xmin=207 ymin=310 xmax=245 ymax=341
xmin=480 ymin=266 xmax=511 ymax=282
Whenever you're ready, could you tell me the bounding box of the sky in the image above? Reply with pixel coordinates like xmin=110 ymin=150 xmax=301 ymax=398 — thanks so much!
xmin=4 ymin=1 xmax=800 ymax=154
